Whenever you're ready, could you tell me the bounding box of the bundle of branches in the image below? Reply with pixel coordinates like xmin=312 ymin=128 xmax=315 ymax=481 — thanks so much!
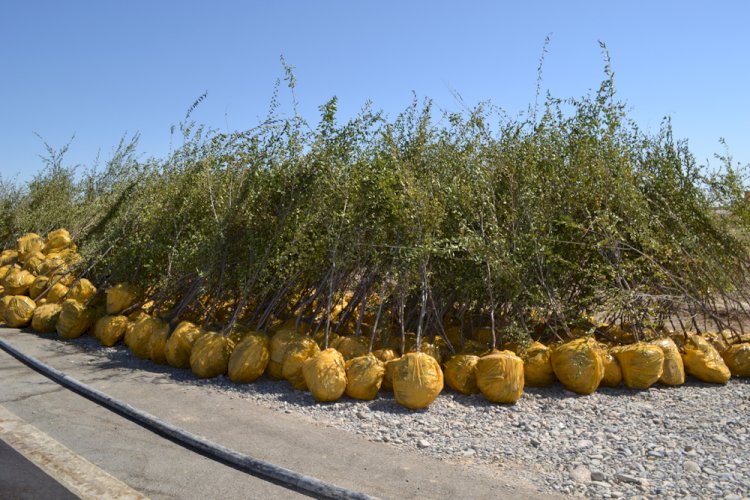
xmin=2 ymin=68 xmax=749 ymax=353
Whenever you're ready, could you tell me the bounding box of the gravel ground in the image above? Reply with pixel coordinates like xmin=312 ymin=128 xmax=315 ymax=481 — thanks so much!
xmin=68 ymin=336 xmax=750 ymax=499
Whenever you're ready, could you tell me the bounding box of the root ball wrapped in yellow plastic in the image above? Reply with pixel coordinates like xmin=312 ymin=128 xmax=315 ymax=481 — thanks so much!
xmin=2 ymin=269 xmax=35 ymax=296
xmin=228 ymin=332 xmax=269 ymax=383
xmin=443 ymin=354 xmax=480 ymax=395
xmin=31 ymin=303 xmax=62 ymax=333
xmin=5 ymin=296 xmax=36 ymax=327
xmin=721 ymin=343 xmax=750 ymax=377
xmin=476 ymin=350 xmax=524 ymax=404
xmin=282 ymin=337 xmax=320 ymax=390
xmin=190 ymin=332 xmax=235 ymax=378
xmin=303 ymin=348 xmax=347 ymax=402
xmin=392 ymin=352 xmax=444 ymax=410
xmin=93 ymin=315 xmax=130 ymax=347
xmin=551 ymin=338 xmax=604 ymax=395
xmin=67 ymin=279 xmax=97 ymax=304
xmin=45 ymin=229 xmax=73 ymax=252
xmin=165 ymin=321 xmax=203 ymax=368
xmin=17 ymin=233 xmax=44 ymax=262
xmin=651 ymin=337 xmax=685 ymax=385
xmin=612 ymin=343 xmax=664 ymax=390
xmin=523 ymin=341 xmax=555 ymax=387
xmin=599 ymin=348 xmax=623 ymax=387
xmin=345 ymin=354 xmax=385 ymax=400
xmin=125 ymin=315 xmax=166 ymax=359
xmin=106 ymin=283 xmax=139 ymax=315
xmin=268 ymin=329 xmax=303 ymax=379
xmin=682 ymin=334 xmax=731 ymax=384
xmin=56 ymin=299 xmax=95 ymax=339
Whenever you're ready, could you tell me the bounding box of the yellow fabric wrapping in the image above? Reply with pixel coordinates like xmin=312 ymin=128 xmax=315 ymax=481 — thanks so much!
xmin=650 ymin=337 xmax=685 ymax=385
xmin=0 ymin=296 xmax=13 ymax=322
xmin=164 ymin=321 xmax=203 ymax=368
xmin=39 ymin=255 xmax=66 ymax=277
xmin=147 ymin=324 xmax=169 ymax=364
xmin=124 ymin=315 xmax=165 ymax=359
xmin=443 ymin=354 xmax=479 ymax=395
xmin=523 ymin=341 xmax=555 ymax=387
xmin=268 ymin=329 xmax=304 ymax=379
xmin=611 ymin=343 xmax=664 ymax=390
xmin=392 ymin=352 xmax=444 ymax=410
xmin=0 ymin=264 xmax=14 ymax=280
xmin=0 ymin=250 xmax=18 ymax=266
xmin=682 ymin=334 xmax=731 ymax=384
xmin=31 ymin=303 xmax=62 ymax=333
xmin=282 ymin=337 xmax=321 ymax=390
xmin=551 ymin=338 xmax=604 ymax=395
xmin=2 ymin=269 xmax=35 ymax=296
xmin=333 ymin=336 xmax=369 ymax=360
xmin=345 ymin=354 xmax=385 ymax=400
xmin=93 ymin=315 xmax=130 ymax=347
xmin=45 ymin=229 xmax=72 ymax=252
xmin=17 ymin=233 xmax=44 ymax=262
xmin=599 ymin=349 xmax=623 ymax=387
xmin=67 ymin=279 xmax=97 ymax=304
xmin=228 ymin=333 xmax=270 ymax=383
xmin=302 ymin=348 xmax=347 ymax=402
xmin=56 ymin=299 xmax=95 ymax=339
xmin=106 ymin=283 xmax=139 ymax=315
xmin=190 ymin=333 xmax=235 ymax=378
xmin=381 ymin=357 xmax=400 ymax=391
xmin=5 ymin=296 xmax=37 ymax=327
xmin=22 ymin=252 xmax=46 ymax=275
xmin=476 ymin=350 xmax=524 ymax=404
xmin=721 ymin=343 xmax=750 ymax=377
xmin=47 ymin=283 xmax=69 ymax=303
xmin=29 ymin=276 xmax=49 ymax=300
xmin=372 ymin=348 xmax=397 ymax=363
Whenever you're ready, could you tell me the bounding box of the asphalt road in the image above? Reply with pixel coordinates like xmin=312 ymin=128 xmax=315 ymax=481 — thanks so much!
xmin=0 ymin=328 xmax=551 ymax=499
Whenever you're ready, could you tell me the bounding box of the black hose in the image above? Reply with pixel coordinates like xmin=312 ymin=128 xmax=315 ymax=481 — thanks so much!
xmin=0 ymin=335 xmax=376 ymax=500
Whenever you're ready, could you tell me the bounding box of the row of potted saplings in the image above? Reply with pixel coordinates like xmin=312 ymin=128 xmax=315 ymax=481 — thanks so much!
xmin=2 ymin=230 xmax=750 ymax=410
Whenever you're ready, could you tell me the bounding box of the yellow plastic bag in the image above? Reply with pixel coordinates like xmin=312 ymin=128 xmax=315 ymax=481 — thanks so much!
xmin=45 ymin=229 xmax=73 ymax=252
xmin=147 ymin=324 xmax=169 ymax=364
xmin=523 ymin=341 xmax=555 ymax=387
xmin=682 ymin=334 xmax=731 ymax=384
xmin=125 ymin=315 xmax=165 ymax=359
xmin=651 ymin=337 xmax=685 ymax=385
xmin=476 ymin=350 xmax=524 ymax=404
xmin=17 ymin=233 xmax=44 ymax=262
xmin=28 ymin=276 xmax=49 ymax=300
xmin=443 ymin=354 xmax=480 ymax=395
xmin=381 ymin=357 xmax=400 ymax=391
xmin=22 ymin=251 xmax=46 ymax=275
xmin=333 ymin=336 xmax=369 ymax=360
xmin=0 ymin=296 xmax=13 ymax=322
xmin=56 ymin=299 xmax=95 ymax=339
xmin=47 ymin=282 xmax=69 ymax=303
xmin=5 ymin=296 xmax=36 ymax=327
xmin=31 ymin=303 xmax=62 ymax=333
xmin=303 ymin=348 xmax=347 ymax=402
xmin=345 ymin=354 xmax=385 ymax=400
xmin=2 ymin=269 xmax=35 ymax=296
xmin=599 ymin=348 xmax=623 ymax=387
xmin=612 ymin=343 xmax=664 ymax=390
xmin=67 ymin=279 xmax=97 ymax=304
xmin=93 ymin=315 xmax=130 ymax=347
xmin=282 ymin=337 xmax=321 ymax=390
xmin=0 ymin=249 xmax=18 ymax=266
xmin=190 ymin=333 xmax=235 ymax=378
xmin=165 ymin=321 xmax=203 ymax=368
xmin=372 ymin=348 xmax=397 ymax=364
xmin=106 ymin=283 xmax=139 ymax=315
xmin=268 ymin=329 xmax=304 ymax=379
xmin=720 ymin=343 xmax=750 ymax=377
xmin=392 ymin=352 xmax=444 ymax=410
xmin=551 ymin=338 xmax=604 ymax=395
xmin=228 ymin=332 xmax=269 ymax=383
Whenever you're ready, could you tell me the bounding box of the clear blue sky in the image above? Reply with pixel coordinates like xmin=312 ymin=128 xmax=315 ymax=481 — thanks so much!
xmin=2 ymin=1 xmax=749 ymax=183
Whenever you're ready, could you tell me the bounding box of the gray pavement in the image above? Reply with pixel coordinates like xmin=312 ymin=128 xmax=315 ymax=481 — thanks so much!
xmin=0 ymin=439 xmax=78 ymax=500
xmin=0 ymin=328 xmax=551 ymax=499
